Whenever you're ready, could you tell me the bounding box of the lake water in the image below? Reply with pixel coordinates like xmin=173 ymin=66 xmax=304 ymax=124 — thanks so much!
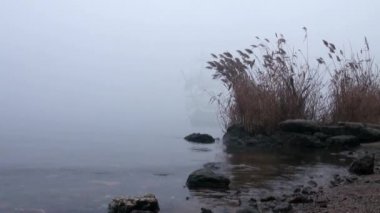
xmin=0 ymin=127 xmax=364 ymax=213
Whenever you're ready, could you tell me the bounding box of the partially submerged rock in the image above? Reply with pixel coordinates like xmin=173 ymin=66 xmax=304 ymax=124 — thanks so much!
xmin=108 ymin=194 xmax=159 ymax=213
xmin=201 ymin=207 xmax=213 ymax=213
xmin=186 ymin=168 xmax=230 ymax=189
xmin=349 ymin=155 xmax=375 ymax=175
xmin=276 ymin=132 xmax=324 ymax=149
xmin=184 ymin=133 xmax=215 ymax=144
xmin=222 ymin=120 xmax=380 ymax=151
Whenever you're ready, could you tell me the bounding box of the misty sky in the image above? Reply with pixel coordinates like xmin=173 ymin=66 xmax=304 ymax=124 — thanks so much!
xmin=0 ymin=0 xmax=379 ymax=135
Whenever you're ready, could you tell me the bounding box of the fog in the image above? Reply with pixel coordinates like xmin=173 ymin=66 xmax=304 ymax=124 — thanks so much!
xmin=0 ymin=0 xmax=379 ymax=136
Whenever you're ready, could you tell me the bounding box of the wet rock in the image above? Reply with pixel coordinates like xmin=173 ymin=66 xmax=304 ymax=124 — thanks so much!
xmin=185 ymin=133 xmax=215 ymax=144
xmin=301 ymin=186 xmax=315 ymax=195
xmin=316 ymin=197 xmax=328 ymax=208
xmin=248 ymin=198 xmax=258 ymax=208
xmin=288 ymin=194 xmax=313 ymax=204
xmin=314 ymin=132 xmax=329 ymax=141
xmin=337 ymin=122 xmax=380 ymax=142
xmin=278 ymin=133 xmax=324 ymax=148
xmin=260 ymin=195 xmax=276 ymax=202
xmin=236 ymin=207 xmax=259 ymax=213
xmin=326 ymin=135 xmax=359 ymax=149
xmin=278 ymin=119 xmax=320 ymax=134
xmin=227 ymin=198 xmax=242 ymax=206
xmin=358 ymin=127 xmax=380 ymax=142
xmin=201 ymin=207 xmax=213 ymax=213
xmin=108 ymin=194 xmax=159 ymax=213
xmin=273 ymin=202 xmax=292 ymax=213
xmin=293 ymin=186 xmax=302 ymax=194
xmin=349 ymin=155 xmax=375 ymax=175
xmin=337 ymin=121 xmax=365 ymax=130
xmin=329 ymin=174 xmax=344 ymax=187
xmin=186 ymin=168 xmax=230 ymax=189
xmin=308 ymin=180 xmax=318 ymax=188
xmin=344 ymin=176 xmax=358 ymax=183
xmin=366 ymin=123 xmax=380 ymax=130
xmin=223 ymin=125 xmax=252 ymax=146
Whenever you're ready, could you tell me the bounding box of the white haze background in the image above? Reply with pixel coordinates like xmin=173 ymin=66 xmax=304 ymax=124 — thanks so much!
xmin=0 ymin=0 xmax=379 ymax=136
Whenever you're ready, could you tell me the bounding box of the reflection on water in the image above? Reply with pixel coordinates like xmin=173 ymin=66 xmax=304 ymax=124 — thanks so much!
xmin=0 ymin=130 xmax=377 ymax=213
xmin=188 ymin=147 xmax=359 ymax=212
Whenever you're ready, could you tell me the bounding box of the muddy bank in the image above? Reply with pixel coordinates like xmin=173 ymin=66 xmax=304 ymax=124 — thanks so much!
xmin=294 ymin=143 xmax=380 ymax=213
xmin=295 ymin=173 xmax=380 ymax=213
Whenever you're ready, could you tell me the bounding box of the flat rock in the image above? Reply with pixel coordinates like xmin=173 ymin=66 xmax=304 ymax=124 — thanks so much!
xmin=108 ymin=194 xmax=159 ymax=213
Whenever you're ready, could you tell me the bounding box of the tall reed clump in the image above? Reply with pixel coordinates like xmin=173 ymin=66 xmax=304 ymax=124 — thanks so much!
xmin=320 ymin=38 xmax=380 ymax=123
xmin=207 ymin=31 xmax=324 ymax=134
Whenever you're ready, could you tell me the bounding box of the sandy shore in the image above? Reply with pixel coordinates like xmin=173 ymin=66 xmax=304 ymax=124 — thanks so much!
xmin=295 ymin=145 xmax=380 ymax=213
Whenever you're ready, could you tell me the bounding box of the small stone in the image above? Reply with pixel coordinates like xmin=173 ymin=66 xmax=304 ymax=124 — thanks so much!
xmin=316 ymin=198 xmax=328 ymax=208
xmin=288 ymin=195 xmax=313 ymax=204
xmin=236 ymin=207 xmax=260 ymax=213
xmin=201 ymin=207 xmax=213 ymax=213
xmin=260 ymin=196 xmax=276 ymax=202
xmin=301 ymin=186 xmax=315 ymax=195
xmin=108 ymin=194 xmax=159 ymax=213
xmin=308 ymin=180 xmax=318 ymax=187
xmin=273 ymin=203 xmax=292 ymax=213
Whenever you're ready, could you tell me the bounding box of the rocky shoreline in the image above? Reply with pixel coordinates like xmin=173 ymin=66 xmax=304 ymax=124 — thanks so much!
xmin=196 ymin=148 xmax=380 ymax=213
xmin=108 ymin=120 xmax=380 ymax=213
xmin=223 ymin=120 xmax=380 ymax=151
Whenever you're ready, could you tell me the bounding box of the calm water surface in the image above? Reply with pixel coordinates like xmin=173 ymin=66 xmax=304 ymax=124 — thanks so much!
xmin=0 ymin=127 xmax=368 ymax=213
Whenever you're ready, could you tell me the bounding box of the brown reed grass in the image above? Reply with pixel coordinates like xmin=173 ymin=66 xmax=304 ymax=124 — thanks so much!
xmin=208 ymin=30 xmax=380 ymax=134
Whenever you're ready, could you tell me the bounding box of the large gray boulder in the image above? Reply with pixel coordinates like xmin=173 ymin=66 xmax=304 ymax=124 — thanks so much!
xmin=357 ymin=127 xmax=380 ymax=142
xmin=337 ymin=122 xmax=380 ymax=142
xmin=349 ymin=155 xmax=375 ymax=175
xmin=186 ymin=168 xmax=230 ymax=189
xmin=278 ymin=119 xmax=320 ymax=134
xmin=185 ymin=133 xmax=215 ymax=144
xmin=108 ymin=194 xmax=159 ymax=213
